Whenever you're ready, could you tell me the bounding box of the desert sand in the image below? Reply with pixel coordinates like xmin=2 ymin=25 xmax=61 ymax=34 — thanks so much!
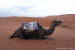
xmin=0 ymin=14 xmax=75 ymax=50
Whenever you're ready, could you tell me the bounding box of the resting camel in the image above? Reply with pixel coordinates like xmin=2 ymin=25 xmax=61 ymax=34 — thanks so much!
xmin=9 ymin=20 xmax=62 ymax=39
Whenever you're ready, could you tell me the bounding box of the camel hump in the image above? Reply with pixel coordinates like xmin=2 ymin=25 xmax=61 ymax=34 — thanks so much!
xmin=22 ymin=22 xmax=39 ymax=30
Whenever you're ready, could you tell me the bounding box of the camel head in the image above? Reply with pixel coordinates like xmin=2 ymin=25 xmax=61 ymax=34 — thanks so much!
xmin=52 ymin=20 xmax=62 ymax=26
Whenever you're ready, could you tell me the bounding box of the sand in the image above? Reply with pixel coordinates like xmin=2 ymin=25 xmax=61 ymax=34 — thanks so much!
xmin=0 ymin=16 xmax=75 ymax=50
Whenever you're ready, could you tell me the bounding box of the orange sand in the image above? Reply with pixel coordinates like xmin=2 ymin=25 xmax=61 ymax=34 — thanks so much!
xmin=0 ymin=15 xmax=75 ymax=50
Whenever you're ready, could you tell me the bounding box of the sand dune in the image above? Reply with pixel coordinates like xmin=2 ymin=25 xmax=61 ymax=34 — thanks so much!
xmin=0 ymin=14 xmax=75 ymax=50
xmin=44 ymin=14 xmax=75 ymax=29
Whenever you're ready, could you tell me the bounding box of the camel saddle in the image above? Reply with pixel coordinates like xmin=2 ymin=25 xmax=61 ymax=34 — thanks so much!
xmin=22 ymin=22 xmax=39 ymax=31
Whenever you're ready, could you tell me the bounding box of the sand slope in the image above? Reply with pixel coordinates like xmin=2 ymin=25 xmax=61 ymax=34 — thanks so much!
xmin=0 ymin=16 xmax=75 ymax=50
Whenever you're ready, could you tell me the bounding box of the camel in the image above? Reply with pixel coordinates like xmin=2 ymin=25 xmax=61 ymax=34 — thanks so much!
xmin=9 ymin=20 xmax=62 ymax=39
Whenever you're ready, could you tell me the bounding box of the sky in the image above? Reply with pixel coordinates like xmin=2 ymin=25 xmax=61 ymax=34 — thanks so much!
xmin=0 ymin=0 xmax=75 ymax=17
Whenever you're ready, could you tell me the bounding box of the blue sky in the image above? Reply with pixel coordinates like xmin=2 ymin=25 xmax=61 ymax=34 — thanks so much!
xmin=0 ymin=0 xmax=75 ymax=17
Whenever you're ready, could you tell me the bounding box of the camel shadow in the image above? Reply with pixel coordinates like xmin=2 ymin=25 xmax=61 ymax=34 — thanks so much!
xmin=44 ymin=37 xmax=56 ymax=41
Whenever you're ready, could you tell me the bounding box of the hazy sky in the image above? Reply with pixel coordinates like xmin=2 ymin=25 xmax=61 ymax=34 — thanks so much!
xmin=0 ymin=0 xmax=75 ymax=17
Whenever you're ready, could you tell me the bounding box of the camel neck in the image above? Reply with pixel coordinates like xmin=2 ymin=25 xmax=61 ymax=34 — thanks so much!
xmin=49 ymin=23 xmax=56 ymax=30
xmin=46 ymin=23 xmax=56 ymax=36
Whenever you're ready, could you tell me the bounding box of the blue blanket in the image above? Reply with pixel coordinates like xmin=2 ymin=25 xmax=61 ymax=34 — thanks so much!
xmin=22 ymin=22 xmax=38 ymax=30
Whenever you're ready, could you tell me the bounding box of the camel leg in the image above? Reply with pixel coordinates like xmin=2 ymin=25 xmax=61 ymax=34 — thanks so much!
xmin=43 ymin=37 xmax=50 ymax=40
xmin=39 ymin=36 xmax=50 ymax=40
xmin=9 ymin=32 xmax=16 ymax=39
